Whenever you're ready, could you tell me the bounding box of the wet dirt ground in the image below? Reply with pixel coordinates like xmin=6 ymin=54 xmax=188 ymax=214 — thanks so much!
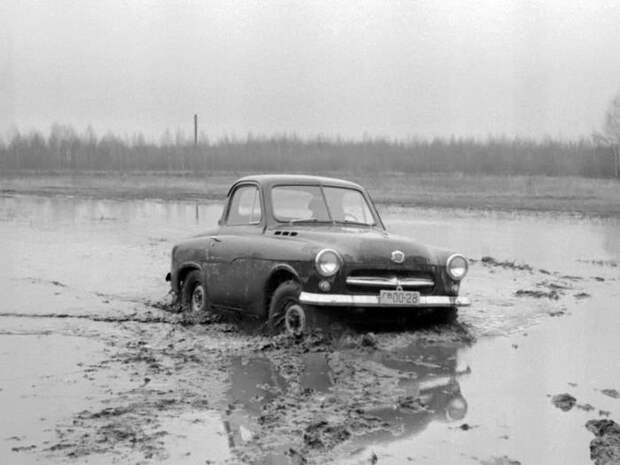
xmin=1 ymin=194 xmax=619 ymax=464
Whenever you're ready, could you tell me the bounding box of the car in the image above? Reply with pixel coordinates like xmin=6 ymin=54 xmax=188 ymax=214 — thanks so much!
xmin=166 ymin=174 xmax=470 ymax=335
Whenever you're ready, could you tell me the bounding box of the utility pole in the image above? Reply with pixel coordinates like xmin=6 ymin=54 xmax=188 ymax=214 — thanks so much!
xmin=193 ymin=114 xmax=198 ymax=146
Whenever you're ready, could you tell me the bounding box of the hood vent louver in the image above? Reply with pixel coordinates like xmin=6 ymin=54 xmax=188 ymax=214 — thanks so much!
xmin=274 ymin=230 xmax=298 ymax=237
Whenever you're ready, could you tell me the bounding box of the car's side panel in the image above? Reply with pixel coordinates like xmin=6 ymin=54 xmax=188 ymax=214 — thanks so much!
xmin=206 ymin=233 xmax=319 ymax=314
xmin=205 ymin=234 xmax=250 ymax=309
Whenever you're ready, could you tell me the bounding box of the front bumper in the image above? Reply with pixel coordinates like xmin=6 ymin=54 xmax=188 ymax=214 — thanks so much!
xmin=299 ymin=292 xmax=470 ymax=308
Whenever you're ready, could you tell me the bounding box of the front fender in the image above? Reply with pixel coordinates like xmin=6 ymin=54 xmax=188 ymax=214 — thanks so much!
xmin=268 ymin=263 xmax=301 ymax=281
xmin=171 ymin=260 xmax=203 ymax=294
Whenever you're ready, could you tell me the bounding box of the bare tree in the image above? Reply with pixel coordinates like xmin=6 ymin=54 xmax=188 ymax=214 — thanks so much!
xmin=594 ymin=95 xmax=620 ymax=178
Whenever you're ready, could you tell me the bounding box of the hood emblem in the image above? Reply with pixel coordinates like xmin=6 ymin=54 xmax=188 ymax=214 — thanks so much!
xmin=391 ymin=250 xmax=405 ymax=264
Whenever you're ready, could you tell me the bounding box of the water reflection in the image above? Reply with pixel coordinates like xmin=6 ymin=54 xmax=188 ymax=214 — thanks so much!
xmin=350 ymin=343 xmax=468 ymax=446
xmin=227 ymin=356 xmax=287 ymax=416
xmin=221 ymin=342 xmax=469 ymax=462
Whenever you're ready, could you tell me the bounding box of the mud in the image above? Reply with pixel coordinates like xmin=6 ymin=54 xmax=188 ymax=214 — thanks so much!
xmin=601 ymin=389 xmax=620 ymax=399
xmin=515 ymin=289 xmax=560 ymax=300
xmin=481 ymin=256 xmax=533 ymax=272
xmin=585 ymin=419 xmax=620 ymax=465
xmin=551 ymin=393 xmax=577 ymax=411
xmin=479 ymin=457 xmax=521 ymax=465
xmin=1 ymin=194 xmax=619 ymax=464
xmin=577 ymin=259 xmax=618 ymax=268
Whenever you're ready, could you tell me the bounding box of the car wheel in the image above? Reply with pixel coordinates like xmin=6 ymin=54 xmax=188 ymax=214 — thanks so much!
xmin=268 ymin=280 xmax=313 ymax=336
xmin=181 ymin=270 xmax=208 ymax=314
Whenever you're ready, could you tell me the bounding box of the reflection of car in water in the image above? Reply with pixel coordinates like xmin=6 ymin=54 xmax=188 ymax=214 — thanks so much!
xmin=166 ymin=175 xmax=470 ymax=336
xmin=350 ymin=344 xmax=469 ymax=445
xmin=221 ymin=343 xmax=468 ymax=457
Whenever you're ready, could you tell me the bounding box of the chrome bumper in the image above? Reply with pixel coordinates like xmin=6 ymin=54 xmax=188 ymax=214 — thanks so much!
xmin=299 ymin=292 xmax=471 ymax=308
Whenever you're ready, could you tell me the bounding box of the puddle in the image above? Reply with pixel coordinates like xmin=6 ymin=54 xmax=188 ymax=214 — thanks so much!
xmin=217 ymin=341 xmax=472 ymax=463
xmin=1 ymin=194 xmax=619 ymax=464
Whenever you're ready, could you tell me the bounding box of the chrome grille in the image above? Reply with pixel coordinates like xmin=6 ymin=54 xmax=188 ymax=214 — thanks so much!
xmin=346 ymin=276 xmax=434 ymax=288
xmin=346 ymin=269 xmax=435 ymax=293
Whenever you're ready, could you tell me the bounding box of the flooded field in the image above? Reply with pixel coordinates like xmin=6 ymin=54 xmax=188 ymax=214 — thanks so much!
xmin=1 ymin=194 xmax=619 ymax=464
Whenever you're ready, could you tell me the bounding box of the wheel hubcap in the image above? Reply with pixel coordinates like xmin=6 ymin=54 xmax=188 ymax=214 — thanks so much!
xmin=191 ymin=285 xmax=205 ymax=312
xmin=284 ymin=304 xmax=306 ymax=336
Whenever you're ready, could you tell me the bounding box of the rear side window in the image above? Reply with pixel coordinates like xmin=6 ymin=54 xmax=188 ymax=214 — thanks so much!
xmin=227 ymin=185 xmax=262 ymax=225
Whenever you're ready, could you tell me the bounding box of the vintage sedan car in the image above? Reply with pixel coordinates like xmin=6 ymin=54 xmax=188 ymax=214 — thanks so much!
xmin=166 ymin=174 xmax=470 ymax=335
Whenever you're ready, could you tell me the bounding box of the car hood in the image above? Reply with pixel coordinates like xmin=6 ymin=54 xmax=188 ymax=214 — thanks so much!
xmin=280 ymin=226 xmax=447 ymax=266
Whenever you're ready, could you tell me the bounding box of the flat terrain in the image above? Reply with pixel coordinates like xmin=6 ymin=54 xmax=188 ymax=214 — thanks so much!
xmin=1 ymin=192 xmax=619 ymax=464
xmin=1 ymin=172 xmax=620 ymax=216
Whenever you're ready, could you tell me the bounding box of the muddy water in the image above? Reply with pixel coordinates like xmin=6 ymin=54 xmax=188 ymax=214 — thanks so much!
xmin=0 ymin=194 xmax=619 ymax=464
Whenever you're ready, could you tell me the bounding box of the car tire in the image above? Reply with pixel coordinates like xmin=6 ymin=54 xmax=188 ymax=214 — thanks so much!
xmin=268 ymin=280 xmax=313 ymax=336
xmin=181 ymin=270 xmax=208 ymax=314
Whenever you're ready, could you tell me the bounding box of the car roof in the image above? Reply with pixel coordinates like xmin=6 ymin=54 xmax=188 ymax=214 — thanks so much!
xmin=230 ymin=174 xmax=363 ymax=191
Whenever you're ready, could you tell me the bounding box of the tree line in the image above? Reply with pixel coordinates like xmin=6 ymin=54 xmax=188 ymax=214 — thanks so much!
xmin=0 ymin=124 xmax=617 ymax=177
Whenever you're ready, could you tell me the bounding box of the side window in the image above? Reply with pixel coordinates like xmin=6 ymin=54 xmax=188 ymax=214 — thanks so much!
xmin=227 ymin=185 xmax=262 ymax=225
xmin=341 ymin=190 xmax=371 ymax=223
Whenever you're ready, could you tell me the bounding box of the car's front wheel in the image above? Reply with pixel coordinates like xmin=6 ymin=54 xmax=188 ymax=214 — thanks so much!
xmin=268 ymin=280 xmax=314 ymax=336
xmin=181 ymin=270 xmax=208 ymax=314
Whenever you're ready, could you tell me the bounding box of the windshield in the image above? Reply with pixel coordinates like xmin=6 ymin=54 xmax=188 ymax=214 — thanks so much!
xmin=271 ymin=185 xmax=376 ymax=225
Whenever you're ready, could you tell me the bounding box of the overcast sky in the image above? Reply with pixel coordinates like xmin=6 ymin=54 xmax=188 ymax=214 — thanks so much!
xmin=1 ymin=0 xmax=619 ymax=140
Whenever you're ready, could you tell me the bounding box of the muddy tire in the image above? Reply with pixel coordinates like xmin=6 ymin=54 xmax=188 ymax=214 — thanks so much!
xmin=268 ymin=280 xmax=314 ymax=336
xmin=181 ymin=270 xmax=208 ymax=314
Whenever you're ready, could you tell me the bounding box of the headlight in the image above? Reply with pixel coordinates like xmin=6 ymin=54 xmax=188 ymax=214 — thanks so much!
xmin=446 ymin=396 xmax=468 ymax=421
xmin=315 ymin=249 xmax=342 ymax=277
xmin=446 ymin=254 xmax=468 ymax=281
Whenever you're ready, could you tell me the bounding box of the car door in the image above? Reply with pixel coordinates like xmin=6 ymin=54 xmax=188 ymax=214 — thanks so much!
xmin=205 ymin=183 xmax=263 ymax=311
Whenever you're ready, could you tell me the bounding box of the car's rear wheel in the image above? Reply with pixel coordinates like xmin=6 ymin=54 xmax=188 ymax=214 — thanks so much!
xmin=181 ymin=270 xmax=208 ymax=314
xmin=268 ymin=280 xmax=314 ymax=336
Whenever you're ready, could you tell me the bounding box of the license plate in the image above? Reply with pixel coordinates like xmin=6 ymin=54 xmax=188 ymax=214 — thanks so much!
xmin=379 ymin=290 xmax=420 ymax=305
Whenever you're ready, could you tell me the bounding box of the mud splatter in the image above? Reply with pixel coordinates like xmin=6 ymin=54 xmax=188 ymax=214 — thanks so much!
xmin=19 ymin=277 xmax=68 ymax=287
xmin=574 ymin=292 xmax=592 ymax=299
xmin=515 ymin=289 xmax=560 ymax=300
xmin=577 ymin=403 xmax=595 ymax=412
xmin=457 ymin=423 xmax=479 ymax=431
xmin=601 ymin=389 xmax=620 ymax=399
xmin=304 ymin=421 xmax=352 ymax=449
xmin=11 ymin=445 xmax=36 ymax=452
xmin=548 ymin=309 xmax=566 ymax=317
xmin=480 ymin=256 xmax=533 ymax=272
xmin=585 ymin=419 xmax=620 ymax=465
xmin=551 ymin=393 xmax=577 ymax=411
xmin=480 ymin=456 xmax=522 ymax=465
xmin=577 ymin=259 xmax=618 ymax=268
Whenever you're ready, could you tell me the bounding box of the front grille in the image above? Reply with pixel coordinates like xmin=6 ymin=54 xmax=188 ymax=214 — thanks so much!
xmin=346 ymin=269 xmax=435 ymax=294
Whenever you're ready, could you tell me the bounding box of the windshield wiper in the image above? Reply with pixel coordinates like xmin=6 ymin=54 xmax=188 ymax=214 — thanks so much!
xmin=288 ymin=218 xmax=332 ymax=224
xmin=333 ymin=220 xmax=374 ymax=227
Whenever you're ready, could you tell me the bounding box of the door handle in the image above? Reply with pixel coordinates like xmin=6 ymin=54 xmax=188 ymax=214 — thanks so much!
xmin=209 ymin=236 xmax=222 ymax=243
